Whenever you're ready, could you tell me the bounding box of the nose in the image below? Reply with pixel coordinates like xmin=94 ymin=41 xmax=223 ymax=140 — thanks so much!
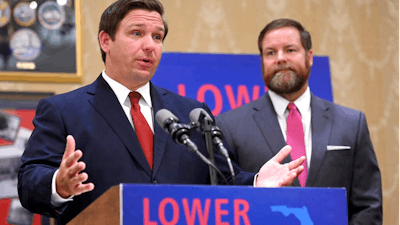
xmin=276 ymin=51 xmax=287 ymax=64
xmin=142 ymin=35 xmax=155 ymax=52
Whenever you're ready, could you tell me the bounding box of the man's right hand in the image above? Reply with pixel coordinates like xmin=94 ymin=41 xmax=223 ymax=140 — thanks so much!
xmin=256 ymin=145 xmax=304 ymax=187
xmin=56 ymin=135 xmax=94 ymax=198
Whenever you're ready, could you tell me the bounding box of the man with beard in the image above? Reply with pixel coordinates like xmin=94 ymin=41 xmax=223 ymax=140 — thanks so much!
xmin=215 ymin=18 xmax=382 ymax=224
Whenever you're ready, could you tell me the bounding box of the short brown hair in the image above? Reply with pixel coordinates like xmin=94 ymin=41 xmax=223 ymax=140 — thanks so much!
xmin=258 ymin=18 xmax=311 ymax=56
xmin=98 ymin=0 xmax=169 ymax=63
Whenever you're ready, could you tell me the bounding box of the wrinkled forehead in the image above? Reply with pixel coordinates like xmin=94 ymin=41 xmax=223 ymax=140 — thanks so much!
xmin=123 ymin=9 xmax=164 ymax=29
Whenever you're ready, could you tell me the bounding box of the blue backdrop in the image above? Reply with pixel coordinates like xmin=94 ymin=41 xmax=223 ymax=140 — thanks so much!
xmin=152 ymin=53 xmax=332 ymax=115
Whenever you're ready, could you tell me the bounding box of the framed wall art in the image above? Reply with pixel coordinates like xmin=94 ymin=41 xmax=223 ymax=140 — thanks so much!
xmin=0 ymin=0 xmax=83 ymax=83
xmin=0 ymin=91 xmax=54 ymax=225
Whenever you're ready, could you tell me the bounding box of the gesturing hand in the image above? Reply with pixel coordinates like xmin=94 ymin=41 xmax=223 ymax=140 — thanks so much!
xmin=256 ymin=145 xmax=305 ymax=187
xmin=56 ymin=135 xmax=94 ymax=198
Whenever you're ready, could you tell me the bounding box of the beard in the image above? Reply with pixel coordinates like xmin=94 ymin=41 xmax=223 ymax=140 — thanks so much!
xmin=263 ymin=59 xmax=311 ymax=95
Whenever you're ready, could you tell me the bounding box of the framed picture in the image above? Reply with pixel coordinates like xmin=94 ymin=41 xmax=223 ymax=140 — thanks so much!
xmin=0 ymin=0 xmax=83 ymax=83
xmin=0 ymin=91 xmax=54 ymax=225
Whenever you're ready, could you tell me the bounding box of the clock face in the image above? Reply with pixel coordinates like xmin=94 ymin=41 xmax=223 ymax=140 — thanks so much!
xmin=38 ymin=1 xmax=66 ymax=30
xmin=0 ymin=0 xmax=11 ymax=28
xmin=13 ymin=2 xmax=36 ymax=27
xmin=10 ymin=28 xmax=42 ymax=61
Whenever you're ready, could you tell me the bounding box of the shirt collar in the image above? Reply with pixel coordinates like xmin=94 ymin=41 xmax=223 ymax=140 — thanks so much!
xmin=268 ymin=86 xmax=311 ymax=117
xmin=101 ymin=70 xmax=152 ymax=108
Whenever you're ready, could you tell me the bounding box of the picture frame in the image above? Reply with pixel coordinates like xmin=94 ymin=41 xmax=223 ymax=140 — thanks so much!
xmin=0 ymin=0 xmax=83 ymax=83
xmin=0 ymin=91 xmax=54 ymax=225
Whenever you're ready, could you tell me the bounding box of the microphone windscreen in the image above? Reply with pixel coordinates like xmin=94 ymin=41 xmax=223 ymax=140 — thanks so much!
xmin=155 ymin=109 xmax=179 ymax=129
xmin=189 ymin=108 xmax=214 ymax=125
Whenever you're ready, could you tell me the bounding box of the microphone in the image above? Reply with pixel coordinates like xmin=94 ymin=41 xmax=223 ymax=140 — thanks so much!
xmin=189 ymin=108 xmax=229 ymax=159
xmin=189 ymin=108 xmax=213 ymax=126
xmin=155 ymin=109 xmax=229 ymax=185
xmin=155 ymin=109 xmax=196 ymax=150
xmin=189 ymin=108 xmax=236 ymax=185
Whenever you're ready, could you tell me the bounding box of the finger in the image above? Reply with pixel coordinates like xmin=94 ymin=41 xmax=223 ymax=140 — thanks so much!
xmin=279 ymin=172 xmax=298 ymax=187
xmin=67 ymin=161 xmax=86 ymax=178
xmin=288 ymin=156 xmax=305 ymax=171
xmin=63 ymin=135 xmax=76 ymax=160
xmin=295 ymin=165 xmax=304 ymax=176
xmin=68 ymin=172 xmax=93 ymax=195
xmin=69 ymin=172 xmax=89 ymax=188
xmin=271 ymin=145 xmax=292 ymax=163
xmin=63 ymin=150 xmax=83 ymax=168
xmin=74 ymin=183 xmax=95 ymax=196
xmin=75 ymin=172 xmax=89 ymax=183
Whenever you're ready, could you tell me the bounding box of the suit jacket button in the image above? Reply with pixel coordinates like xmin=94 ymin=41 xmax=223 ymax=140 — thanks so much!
xmin=153 ymin=180 xmax=157 ymax=184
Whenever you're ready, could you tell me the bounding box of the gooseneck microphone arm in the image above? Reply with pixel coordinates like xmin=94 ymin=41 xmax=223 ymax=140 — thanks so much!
xmin=211 ymin=126 xmax=236 ymax=185
xmin=182 ymin=136 xmax=229 ymax=185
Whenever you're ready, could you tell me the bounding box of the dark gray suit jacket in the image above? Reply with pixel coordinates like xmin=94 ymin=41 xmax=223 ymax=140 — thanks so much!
xmin=216 ymin=91 xmax=382 ymax=225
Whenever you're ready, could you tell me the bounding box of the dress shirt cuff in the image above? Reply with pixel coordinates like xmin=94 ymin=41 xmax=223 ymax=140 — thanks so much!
xmin=51 ymin=169 xmax=74 ymax=207
xmin=253 ymin=173 xmax=259 ymax=187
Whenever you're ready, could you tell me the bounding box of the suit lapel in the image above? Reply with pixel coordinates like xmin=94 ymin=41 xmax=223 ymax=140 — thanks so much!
xmin=253 ymin=94 xmax=291 ymax=164
xmin=87 ymin=75 xmax=152 ymax=176
xmin=307 ymin=94 xmax=332 ymax=186
xmin=150 ymin=84 xmax=172 ymax=179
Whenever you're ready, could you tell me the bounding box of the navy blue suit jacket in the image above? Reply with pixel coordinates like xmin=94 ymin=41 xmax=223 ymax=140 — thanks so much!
xmin=18 ymin=75 xmax=254 ymax=224
xmin=216 ymin=92 xmax=382 ymax=225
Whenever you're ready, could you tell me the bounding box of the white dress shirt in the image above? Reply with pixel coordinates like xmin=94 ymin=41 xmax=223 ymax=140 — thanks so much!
xmin=268 ymin=87 xmax=312 ymax=168
xmin=51 ymin=71 xmax=154 ymax=206
xmin=102 ymin=71 xmax=154 ymax=133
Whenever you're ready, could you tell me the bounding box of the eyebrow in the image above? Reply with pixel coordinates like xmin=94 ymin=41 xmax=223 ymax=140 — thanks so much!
xmin=285 ymin=44 xmax=299 ymax=48
xmin=127 ymin=24 xmax=165 ymax=33
xmin=264 ymin=44 xmax=299 ymax=50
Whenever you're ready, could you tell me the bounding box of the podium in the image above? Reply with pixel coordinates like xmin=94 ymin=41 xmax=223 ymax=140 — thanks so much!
xmin=68 ymin=184 xmax=347 ymax=225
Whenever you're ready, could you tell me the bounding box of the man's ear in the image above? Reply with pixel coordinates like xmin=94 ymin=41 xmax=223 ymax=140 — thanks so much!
xmin=99 ymin=31 xmax=111 ymax=53
xmin=307 ymin=49 xmax=313 ymax=67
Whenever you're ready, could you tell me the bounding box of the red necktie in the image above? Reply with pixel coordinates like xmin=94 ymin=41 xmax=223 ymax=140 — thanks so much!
xmin=286 ymin=102 xmax=308 ymax=187
xmin=129 ymin=92 xmax=153 ymax=170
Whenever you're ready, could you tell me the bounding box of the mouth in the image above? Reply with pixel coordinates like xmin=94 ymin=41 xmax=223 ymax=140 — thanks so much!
xmin=140 ymin=58 xmax=153 ymax=64
xmin=136 ymin=58 xmax=154 ymax=70
xmin=275 ymin=65 xmax=293 ymax=73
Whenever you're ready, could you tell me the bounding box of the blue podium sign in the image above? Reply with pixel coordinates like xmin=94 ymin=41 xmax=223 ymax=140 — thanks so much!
xmin=122 ymin=184 xmax=347 ymax=225
xmin=153 ymin=53 xmax=333 ymax=115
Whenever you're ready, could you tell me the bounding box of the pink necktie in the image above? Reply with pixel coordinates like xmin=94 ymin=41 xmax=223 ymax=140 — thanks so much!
xmin=286 ymin=102 xmax=308 ymax=187
xmin=129 ymin=92 xmax=154 ymax=170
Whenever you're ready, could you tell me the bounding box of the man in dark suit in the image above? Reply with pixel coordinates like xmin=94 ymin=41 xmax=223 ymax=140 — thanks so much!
xmin=216 ymin=18 xmax=382 ymax=224
xmin=17 ymin=2 xmax=304 ymax=224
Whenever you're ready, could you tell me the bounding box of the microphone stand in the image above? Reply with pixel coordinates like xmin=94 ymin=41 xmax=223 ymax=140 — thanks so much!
xmin=198 ymin=113 xmax=218 ymax=185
